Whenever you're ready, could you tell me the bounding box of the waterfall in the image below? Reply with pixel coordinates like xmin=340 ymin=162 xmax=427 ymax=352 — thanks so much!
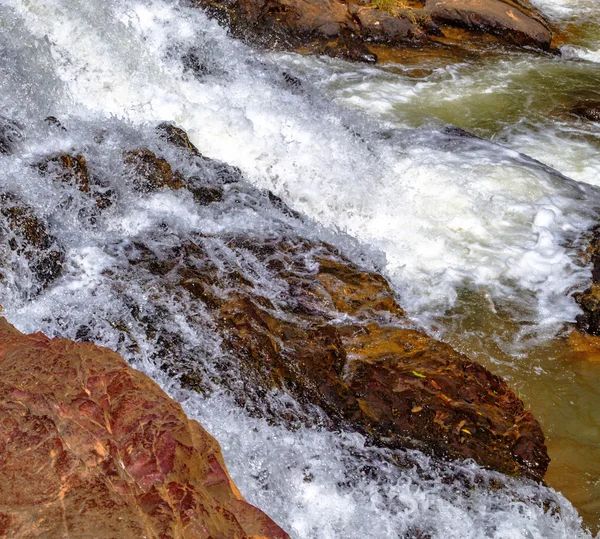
xmin=1 ymin=0 xmax=599 ymax=536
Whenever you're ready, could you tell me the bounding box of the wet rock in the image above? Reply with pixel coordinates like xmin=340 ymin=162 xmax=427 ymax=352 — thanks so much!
xmin=0 ymin=117 xmax=22 ymax=155
xmin=124 ymin=149 xmax=187 ymax=192
xmin=26 ymin=122 xmax=547 ymax=482
xmin=0 ymin=194 xmax=64 ymax=291
xmin=0 ymin=317 xmax=289 ymax=538
xmin=574 ymin=227 xmax=600 ymax=335
xmin=193 ymin=0 xmax=553 ymax=62
xmin=571 ymin=101 xmax=600 ymax=122
xmin=157 ymin=122 xmax=204 ymax=157
xmin=38 ymin=153 xmax=90 ymax=192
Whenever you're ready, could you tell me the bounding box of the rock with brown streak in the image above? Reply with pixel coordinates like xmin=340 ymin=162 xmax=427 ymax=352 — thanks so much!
xmin=193 ymin=0 xmax=552 ymax=63
xmin=123 ymin=229 xmax=549 ymax=480
xmin=0 ymin=317 xmax=289 ymax=539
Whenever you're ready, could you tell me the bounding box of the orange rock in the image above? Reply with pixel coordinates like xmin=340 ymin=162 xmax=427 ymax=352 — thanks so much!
xmin=568 ymin=329 xmax=600 ymax=361
xmin=0 ymin=318 xmax=288 ymax=539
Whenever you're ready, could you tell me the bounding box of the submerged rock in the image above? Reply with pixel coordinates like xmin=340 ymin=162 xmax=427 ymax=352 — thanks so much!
xmin=0 ymin=194 xmax=64 ymax=293
xmin=193 ymin=0 xmax=552 ymax=63
xmin=571 ymin=101 xmax=600 ymax=122
xmin=0 ymin=317 xmax=289 ymax=538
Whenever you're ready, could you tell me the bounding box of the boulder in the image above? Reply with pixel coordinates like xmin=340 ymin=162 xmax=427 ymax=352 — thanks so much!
xmin=124 ymin=231 xmax=549 ymax=480
xmin=84 ymin=124 xmax=547 ymax=482
xmin=0 ymin=317 xmax=289 ymax=538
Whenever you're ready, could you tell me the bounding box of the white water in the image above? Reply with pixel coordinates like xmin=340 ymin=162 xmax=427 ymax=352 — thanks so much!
xmin=1 ymin=0 xmax=599 ymax=536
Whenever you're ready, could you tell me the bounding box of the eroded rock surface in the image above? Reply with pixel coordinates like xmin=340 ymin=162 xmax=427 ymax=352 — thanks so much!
xmin=0 ymin=317 xmax=289 ymax=539
xmin=193 ymin=0 xmax=552 ymax=62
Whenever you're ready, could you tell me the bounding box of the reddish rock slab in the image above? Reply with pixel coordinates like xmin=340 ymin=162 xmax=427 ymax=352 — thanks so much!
xmin=0 ymin=318 xmax=288 ymax=539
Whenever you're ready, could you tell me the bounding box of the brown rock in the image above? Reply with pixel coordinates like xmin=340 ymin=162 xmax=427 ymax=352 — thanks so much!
xmin=38 ymin=153 xmax=90 ymax=192
xmin=124 ymin=149 xmax=187 ymax=192
xmin=425 ymin=0 xmax=551 ymax=48
xmin=0 ymin=317 xmax=289 ymax=538
xmin=30 ymin=122 xmax=548 ymax=483
xmin=125 ymin=230 xmax=549 ymax=481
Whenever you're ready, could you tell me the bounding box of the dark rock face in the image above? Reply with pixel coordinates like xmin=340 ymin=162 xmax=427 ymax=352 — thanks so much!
xmin=571 ymin=102 xmax=600 ymax=122
xmin=575 ymin=227 xmax=600 ymax=336
xmin=193 ymin=0 xmax=552 ymax=62
xmin=0 ymin=318 xmax=289 ymax=538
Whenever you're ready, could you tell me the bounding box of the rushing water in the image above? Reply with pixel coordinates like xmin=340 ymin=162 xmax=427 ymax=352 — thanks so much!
xmin=1 ymin=0 xmax=599 ymax=536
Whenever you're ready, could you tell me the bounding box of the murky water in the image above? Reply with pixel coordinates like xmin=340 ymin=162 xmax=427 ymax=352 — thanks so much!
xmin=1 ymin=0 xmax=600 ymax=536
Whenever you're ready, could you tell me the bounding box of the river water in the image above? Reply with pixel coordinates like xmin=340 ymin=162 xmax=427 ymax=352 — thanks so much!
xmin=0 ymin=0 xmax=599 ymax=536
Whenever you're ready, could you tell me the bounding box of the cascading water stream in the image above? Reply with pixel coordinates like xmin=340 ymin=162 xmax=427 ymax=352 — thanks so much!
xmin=1 ymin=0 xmax=599 ymax=536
